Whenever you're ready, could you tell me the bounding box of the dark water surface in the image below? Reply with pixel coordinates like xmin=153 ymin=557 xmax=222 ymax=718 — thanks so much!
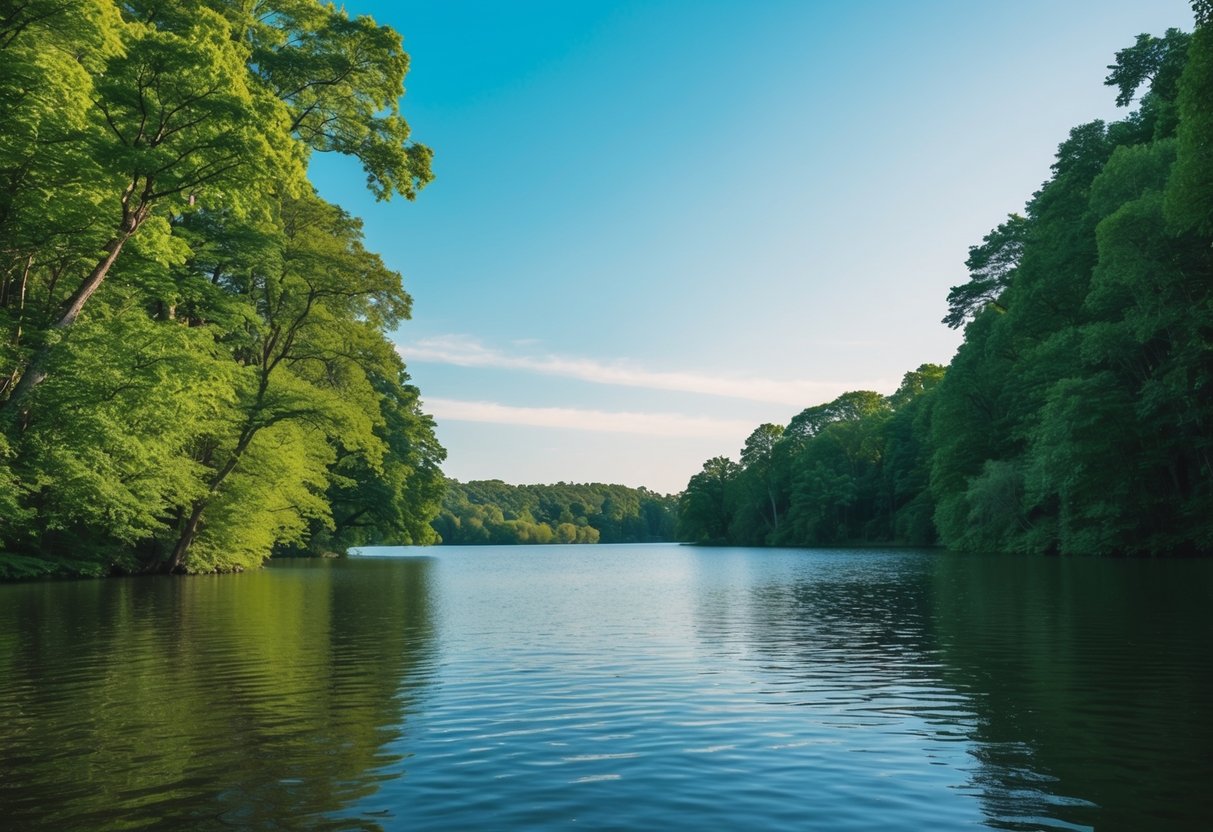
xmin=1 ymin=546 xmax=1211 ymax=830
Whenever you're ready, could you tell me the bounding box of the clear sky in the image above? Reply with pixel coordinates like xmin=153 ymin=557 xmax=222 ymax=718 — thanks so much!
xmin=309 ymin=0 xmax=1195 ymax=494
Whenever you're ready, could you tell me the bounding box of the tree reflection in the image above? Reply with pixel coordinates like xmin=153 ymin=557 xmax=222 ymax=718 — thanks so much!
xmin=688 ymin=549 xmax=1213 ymax=831
xmin=931 ymin=554 xmax=1213 ymax=831
xmin=0 ymin=557 xmax=435 ymax=830
xmin=691 ymin=550 xmax=945 ymax=697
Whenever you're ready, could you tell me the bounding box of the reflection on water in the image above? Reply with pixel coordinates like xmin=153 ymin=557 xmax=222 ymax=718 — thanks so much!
xmin=2 ymin=546 xmax=1211 ymax=830
xmin=0 ymin=558 xmax=434 ymax=830
xmin=932 ymin=555 xmax=1213 ymax=831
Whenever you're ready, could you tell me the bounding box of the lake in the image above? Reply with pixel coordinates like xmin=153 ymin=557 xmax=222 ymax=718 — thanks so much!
xmin=1 ymin=545 xmax=1211 ymax=830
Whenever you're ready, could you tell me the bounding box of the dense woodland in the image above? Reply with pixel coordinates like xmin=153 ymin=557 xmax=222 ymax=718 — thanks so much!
xmin=0 ymin=1 xmax=445 ymax=577
xmin=680 ymin=12 xmax=1213 ymax=556
xmin=2 ymin=4 xmax=1209 ymax=578
xmin=433 ymin=480 xmax=677 ymax=545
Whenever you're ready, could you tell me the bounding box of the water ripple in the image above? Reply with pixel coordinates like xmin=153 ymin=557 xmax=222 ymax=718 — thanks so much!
xmin=2 ymin=548 xmax=1212 ymax=830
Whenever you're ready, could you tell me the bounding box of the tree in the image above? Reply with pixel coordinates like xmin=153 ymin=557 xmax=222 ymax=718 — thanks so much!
xmin=882 ymin=365 xmax=945 ymax=544
xmin=785 ymin=391 xmax=889 ymax=444
xmin=1105 ymin=28 xmax=1191 ymax=138
xmin=1165 ymin=12 xmax=1213 ymax=235
xmin=678 ymin=457 xmax=740 ymax=544
xmin=0 ymin=1 xmax=445 ymax=577
xmin=678 ymin=17 xmax=1211 ymax=557
xmin=314 ymin=367 xmax=446 ymax=552
xmin=929 ymin=16 xmax=1209 ymax=556
xmin=160 ymin=191 xmax=412 ymax=572
xmin=737 ymin=423 xmax=784 ymax=537
xmin=942 ymin=214 xmax=1029 ymax=329
xmin=3 ymin=7 xmax=302 ymax=411
xmin=0 ymin=1 xmax=124 ymax=400
xmin=244 ymin=0 xmax=433 ymax=200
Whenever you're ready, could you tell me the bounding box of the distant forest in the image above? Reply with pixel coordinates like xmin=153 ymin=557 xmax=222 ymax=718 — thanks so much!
xmin=434 ymin=480 xmax=677 ymax=545
xmin=680 ymin=14 xmax=1213 ymax=556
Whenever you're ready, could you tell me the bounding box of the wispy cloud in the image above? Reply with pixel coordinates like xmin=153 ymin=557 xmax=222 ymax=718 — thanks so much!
xmin=400 ymin=335 xmax=886 ymax=406
xmin=424 ymin=398 xmax=754 ymax=438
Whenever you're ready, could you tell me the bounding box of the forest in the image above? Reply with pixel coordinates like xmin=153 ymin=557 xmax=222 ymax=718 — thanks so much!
xmin=0 ymin=1 xmax=445 ymax=577
xmin=3 ymin=3 xmax=1210 ymax=579
xmin=680 ymin=14 xmax=1213 ymax=556
xmin=433 ymin=480 xmax=678 ymax=545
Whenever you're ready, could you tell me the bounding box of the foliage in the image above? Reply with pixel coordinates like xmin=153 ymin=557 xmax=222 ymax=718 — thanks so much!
xmin=434 ymin=480 xmax=678 ymax=545
xmin=678 ymin=457 xmax=740 ymax=544
xmin=928 ymin=7 xmax=1212 ymax=556
xmin=942 ymin=214 xmax=1027 ymax=329
xmin=680 ymin=3 xmax=1211 ymax=557
xmin=0 ymin=1 xmax=443 ymax=575
xmin=678 ymin=373 xmax=939 ymax=548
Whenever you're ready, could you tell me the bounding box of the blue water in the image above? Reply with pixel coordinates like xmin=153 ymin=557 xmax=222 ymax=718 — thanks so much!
xmin=2 ymin=545 xmax=1211 ymax=830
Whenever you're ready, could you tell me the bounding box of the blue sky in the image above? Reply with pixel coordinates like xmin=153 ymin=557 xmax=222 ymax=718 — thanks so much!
xmin=310 ymin=0 xmax=1195 ymax=493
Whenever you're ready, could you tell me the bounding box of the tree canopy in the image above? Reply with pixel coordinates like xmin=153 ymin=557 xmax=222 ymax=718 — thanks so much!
xmin=0 ymin=1 xmax=444 ymax=577
xmin=680 ymin=6 xmax=1212 ymax=556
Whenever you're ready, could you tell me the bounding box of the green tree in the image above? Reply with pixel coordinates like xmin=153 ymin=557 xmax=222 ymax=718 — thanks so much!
xmin=929 ymin=13 xmax=1209 ymax=556
xmin=736 ymin=423 xmax=785 ymax=538
xmin=160 ymin=191 xmax=413 ymax=572
xmin=942 ymin=214 xmax=1029 ymax=329
xmin=882 ymin=365 xmax=945 ymax=544
xmin=1 ymin=1 xmax=444 ymax=577
xmin=3 ymin=7 xmax=302 ymax=411
xmin=1165 ymin=12 xmax=1213 ymax=235
xmin=315 ymin=369 xmax=446 ymax=551
xmin=677 ymin=457 xmax=740 ymax=544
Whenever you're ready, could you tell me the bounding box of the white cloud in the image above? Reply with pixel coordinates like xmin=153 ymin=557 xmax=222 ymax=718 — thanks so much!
xmin=400 ymin=335 xmax=888 ymax=406
xmin=424 ymin=397 xmax=754 ymax=438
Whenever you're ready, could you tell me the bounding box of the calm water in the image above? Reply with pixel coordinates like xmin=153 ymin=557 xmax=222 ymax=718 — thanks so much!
xmin=1 ymin=546 xmax=1211 ymax=831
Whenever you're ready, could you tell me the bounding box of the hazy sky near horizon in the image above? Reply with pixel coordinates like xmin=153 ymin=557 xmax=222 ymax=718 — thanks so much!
xmin=310 ymin=0 xmax=1195 ymax=493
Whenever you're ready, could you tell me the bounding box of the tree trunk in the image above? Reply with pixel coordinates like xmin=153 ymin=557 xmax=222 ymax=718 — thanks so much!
xmin=166 ymin=502 xmax=205 ymax=573
xmin=54 ymin=231 xmax=134 ymax=330
xmin=164 ymin=420 xmax=264 ymax=568
xmin=1 ymin=231 xmax=134 ymax=414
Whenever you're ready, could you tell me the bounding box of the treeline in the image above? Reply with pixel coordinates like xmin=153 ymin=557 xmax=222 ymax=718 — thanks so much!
xmin=0 ymin=2 xmax=445 ymax=577
xmin=681 ymin=11 xmax=1213 ymax=556
xmin=433 ymin=480 xmax=678 ymax=545
xmin=679 ymin=369 xmax=943 ymax=547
